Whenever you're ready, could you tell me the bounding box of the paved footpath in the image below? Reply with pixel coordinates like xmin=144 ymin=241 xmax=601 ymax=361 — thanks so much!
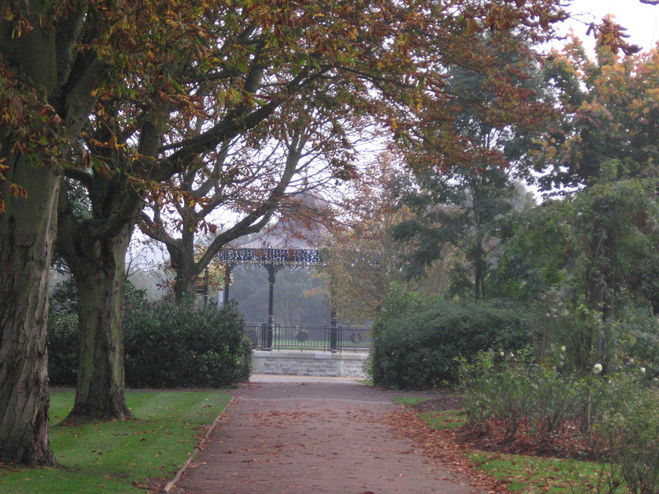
xmin=172 ymin=379 xmax=484 ymax=494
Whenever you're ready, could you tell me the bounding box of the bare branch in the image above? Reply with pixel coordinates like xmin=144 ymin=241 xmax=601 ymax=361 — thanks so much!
xmin=194 ymin=136 xmax=303 ymax=271
xmin=139 ymin=210 xmax=180 ymax=249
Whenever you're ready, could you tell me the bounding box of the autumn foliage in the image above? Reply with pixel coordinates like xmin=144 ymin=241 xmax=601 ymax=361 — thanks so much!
xmin=5 ymin=0 xmax=649 ymax=470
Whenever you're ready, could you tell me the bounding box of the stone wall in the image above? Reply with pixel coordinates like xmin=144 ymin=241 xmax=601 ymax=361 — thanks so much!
xmin=252 ymin=350 xmax=369 ymax=378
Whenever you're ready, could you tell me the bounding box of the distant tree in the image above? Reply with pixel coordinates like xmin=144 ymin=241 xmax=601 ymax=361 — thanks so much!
xmin=572 ymin=178 xmax=658 ymax=320
xmin=488 ymin=39 xmax=659 ymax=371
xmin=320 ymin=154 xmax=410 ymax=322
xmin=491 ymin=40 xmax=658 ymax=309
xmin=488 ymin=200 xmax=573 ymax=302
xmin=491 ymin=176 xmax=658 ymax=372
xmin=230 ymin=267 xmax=331 ymax=326
xmin=391 ymin=35 xmax=548 ymax=299
xmin=393 ymin=166 xmax=519 ymax=300
xmin=534 ymin=38 xmax=657 ymax=193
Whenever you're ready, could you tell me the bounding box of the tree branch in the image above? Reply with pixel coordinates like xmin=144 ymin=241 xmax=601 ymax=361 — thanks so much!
xmin=139 ymin=210 xmax=180 ymax=249
xmin=195 ymin=135 xmax=303 ymax=272
xmin=156 ymin=70 xmax=318 ymax=165
xmin=63 ymin=167 xmax=93 ymax=188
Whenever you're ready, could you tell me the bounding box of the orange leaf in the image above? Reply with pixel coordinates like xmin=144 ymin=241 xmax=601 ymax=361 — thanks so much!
xmin=9 ymin=183 xmax=28 ymax=199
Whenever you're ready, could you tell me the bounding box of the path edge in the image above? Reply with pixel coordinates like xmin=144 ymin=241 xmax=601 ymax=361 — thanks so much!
xmin=160 ymin=396 xmax=236 ymax=493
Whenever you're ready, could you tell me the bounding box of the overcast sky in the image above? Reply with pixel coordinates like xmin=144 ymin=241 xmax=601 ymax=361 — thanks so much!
xmin=562 ymin=0 xmax=658 ymax=52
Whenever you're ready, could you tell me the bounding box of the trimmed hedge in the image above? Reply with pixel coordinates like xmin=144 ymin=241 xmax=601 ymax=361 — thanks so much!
xmin=47 ymin=310 xmax=79 ymax=386
xmin=47 ymin=277 xmax=81 ymax=386
xmin=371 ymin=290 xmax=531 ymax=389
xmin=124 ymin=300 xmax=251 ymax=387
xmin=48 ymin=280 xmax=251 ymax=387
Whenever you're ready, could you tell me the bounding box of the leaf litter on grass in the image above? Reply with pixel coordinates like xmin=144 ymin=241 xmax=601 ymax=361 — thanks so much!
xmin=384 ymin=410 xmax=510 ymax=493
xmin=388 ymin=403 xmax=628 ymax=494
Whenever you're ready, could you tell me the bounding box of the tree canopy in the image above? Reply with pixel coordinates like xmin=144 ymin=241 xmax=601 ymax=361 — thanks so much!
xmin=0 ymin=0 xmax=581 ymax=466
xmin=534 ymin=38 xmax=658 ymax=192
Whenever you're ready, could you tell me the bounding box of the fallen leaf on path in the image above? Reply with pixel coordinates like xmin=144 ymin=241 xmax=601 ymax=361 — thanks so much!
xmin=383 ymin=410 xmax=511 ymax=493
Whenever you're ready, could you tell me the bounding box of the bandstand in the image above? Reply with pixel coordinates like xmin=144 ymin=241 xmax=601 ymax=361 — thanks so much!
xmin=216 ymin=193 xmax=370 ymax=353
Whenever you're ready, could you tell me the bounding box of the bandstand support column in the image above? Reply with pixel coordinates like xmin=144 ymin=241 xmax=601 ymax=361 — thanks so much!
xmin=330 ymin=308 xmax=338 ymax=353
xmin=203 ymin=267 xmax=209 ymax=309
xmin=223 ymin=264 xmax=232 ymax=306
xmin=265 ymin=264 xmax=277 ymax=350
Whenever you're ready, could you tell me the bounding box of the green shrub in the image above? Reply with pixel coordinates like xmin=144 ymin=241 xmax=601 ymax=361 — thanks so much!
xmin=47 ymin=277 xmax=80 ymax=386
xmin=459 ymin=350 xmax=657 ymax=462
xmin=461 ymin=351 xmax=659 ymax=492
xmin=530 ymin=291 xmax=658 ymax=377
xmin=610 ymin=307 xmax=659 ymax=375
xmin=124 ymin=299 xmax=251 ymax=387
xmin=48 ymin=279 xmax=251 ymax=387
xmin=597 ymin=391 xmax=659 ymax=494
xmin=47 ymin=310 xmax=79 ymax=386
xmin=371 ymin=290 xmax=531 ymax=388
xmin=461 ymin=352 xmax=576 ymax=441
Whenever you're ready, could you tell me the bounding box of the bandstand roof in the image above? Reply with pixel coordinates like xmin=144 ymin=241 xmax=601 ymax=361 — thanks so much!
xmin=217 ymin=192 xmax=330 ymax=267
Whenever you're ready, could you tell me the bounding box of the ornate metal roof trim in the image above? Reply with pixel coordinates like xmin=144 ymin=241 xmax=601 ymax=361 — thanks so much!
xmin=216 ymin=247 xmax=323 ymax=266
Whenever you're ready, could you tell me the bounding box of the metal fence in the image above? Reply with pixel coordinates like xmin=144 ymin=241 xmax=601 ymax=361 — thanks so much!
xmin=244 ymin=323 xmax=371 ymax=353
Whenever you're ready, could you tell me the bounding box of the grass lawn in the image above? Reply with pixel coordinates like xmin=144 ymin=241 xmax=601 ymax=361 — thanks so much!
xmin=419 ymin=410 xmax=466 ymax=430
xmin=392 ymin=396 xmax=427 ymax=406
xmin=467 ymin=450 xmax=626 ymax=493
xmin=404 ymin=405 xmax=627 ymax=493
xmin=0 ymin=390 xmax=232 ymax=494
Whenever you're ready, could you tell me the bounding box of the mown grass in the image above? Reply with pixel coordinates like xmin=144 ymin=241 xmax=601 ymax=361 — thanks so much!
xmin=411 ymin=407 xmax=627 ymax=493
xmin=0 ymin=391 xmax=232 ymax=494
xmin=393 ymin=396 xmax=427 ymax=406
xmin=467 ymin=451 xmax=626 ymax=493
xmin=419 ymin=410 xmax=466 ymax=430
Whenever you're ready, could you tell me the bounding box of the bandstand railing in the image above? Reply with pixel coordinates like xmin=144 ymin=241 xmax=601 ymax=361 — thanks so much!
xmin=243 ymin=323 xmax=371 ymax=353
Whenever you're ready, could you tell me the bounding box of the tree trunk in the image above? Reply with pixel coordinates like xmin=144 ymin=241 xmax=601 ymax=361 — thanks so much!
xmin=2 ymin=2 xmax=105 ymax=459
xmin=168 ymin=242 xmax=199 ymax=304
xmin=472 ymin=239 xmax=486 ymax=301
xmin=64 ymin=225 xmax=132 ymax=422
xmin=173 ymin=266 xmax=199 ymax=303
xmin=1 ymin=3 xmax=60 ymax=466
xmin=0 ymin=160 xmax=59 ymax=466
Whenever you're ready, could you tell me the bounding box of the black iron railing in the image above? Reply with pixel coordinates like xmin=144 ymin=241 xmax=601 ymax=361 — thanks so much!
xmin=243 ymin=323 xmax=371 ymax=353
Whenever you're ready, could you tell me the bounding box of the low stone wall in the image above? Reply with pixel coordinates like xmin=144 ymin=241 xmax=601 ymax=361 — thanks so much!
xmin=252 ymin=350 xmax=369 ymax=378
